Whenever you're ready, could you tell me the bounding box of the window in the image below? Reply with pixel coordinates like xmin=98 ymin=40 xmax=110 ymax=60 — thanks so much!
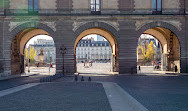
xmin=91 ymin=0 xmax=101 ymax=14
xmin=152 ymin=0 xmax=162 ymax=14
xmin=28 ymin=0 xmax=38 ymax=12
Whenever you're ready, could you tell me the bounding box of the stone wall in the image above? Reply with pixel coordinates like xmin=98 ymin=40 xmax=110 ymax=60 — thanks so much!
xmin=9 ymin=0 xmax=28 ymax=9
xmin=56 ymin=0 xmax=73 ymax=10
xmin=163 ymin=0 xmax=180 ymax=9
xmin=0 ymin=21 xmax=3 ymax=74
xmin=134 ymin=0 xmax=151 ymax=9
xmin=102 ymin=0 xmax=118 ymax=9
xmin=118 ymin=0 xmax=133 ymax=11
xmin=6 ymin=0 xmax=186 ymax=14
xmin=72 ymin=0 xmax=89 ymax=10
xmin=39 ymin=0 xmax=57 ymax=9
xmin=0 ymin=15 xmax=187 ymax=76
xmin=2 ymin=21 xmax=12 ymax=76
xmin=118 ymin=20 xmax=137 ymax=74
xmin=54 ymin=20 xmax=75 ymax=74
xmin=184 ymin=17 xmax=188 ymax=73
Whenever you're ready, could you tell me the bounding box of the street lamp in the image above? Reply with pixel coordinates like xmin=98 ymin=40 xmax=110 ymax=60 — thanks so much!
xmin=60 ymin=45 xmax=67 ymax=75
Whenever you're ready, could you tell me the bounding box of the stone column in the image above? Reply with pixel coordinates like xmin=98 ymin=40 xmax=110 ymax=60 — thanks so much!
xmin=118 ymin=21 xmax=137 ymax=74
xmin=161 ymin=53 xmax=168 ymax=71
xmin=55 ymin=20 xmax=75 ymax=75
xmin=2 ymin=21 xmax=11 ymax=76
xmin=0 ymin=22 xmax=3 ymax=75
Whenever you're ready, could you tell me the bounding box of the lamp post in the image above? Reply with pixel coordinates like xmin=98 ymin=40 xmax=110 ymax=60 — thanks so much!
xmin=60 ymin=45 xmax=67 ymax=75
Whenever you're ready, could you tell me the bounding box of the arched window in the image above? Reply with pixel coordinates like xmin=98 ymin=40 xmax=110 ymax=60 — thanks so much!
xmin=152 ymin=0 xmax=162 ymax=14
xmin=91 ymin=0 xmax=101 ymax=14
xmin=29 ymin=0 xmax=38 ymax=12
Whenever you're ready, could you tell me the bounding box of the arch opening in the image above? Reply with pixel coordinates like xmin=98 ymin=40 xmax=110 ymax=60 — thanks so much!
xmin=137 ymin=27 xmax=180 ymax=74
xmin=11 ymin=28 xmax=56 ymax=75
xmin=74 ymin=28 xmax=119 ymax=75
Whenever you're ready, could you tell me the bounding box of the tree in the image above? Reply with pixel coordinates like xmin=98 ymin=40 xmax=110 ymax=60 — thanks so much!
xmin=25 ymin=47 xmax=37 ymax=64
xmin=137 ymin=41 xmax=156 ymax=63
xmin=24 ymin=48 xmax=28 ymax=59
xmin=145 ymin=41 xmax=155 ymax=62
xmin=138 ymin=42 xmax=147 ymax=62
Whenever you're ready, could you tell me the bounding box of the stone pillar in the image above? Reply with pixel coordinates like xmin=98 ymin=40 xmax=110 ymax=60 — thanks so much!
xmin=0 ymin=22 xmax=3 ymax=75
xmin=118 ymin=21 xmax=137 ymax=74
xmin=161 ymin=53 xmax=168 ymax=71
xmin=179 ymin=19 xmax=188 ymax=73
xmin=185 ymin=18 xmax=188 ymax=73
xmin=55 ymin=20 xmax=75 ymax=75
xmin=2 ymin=21 xmax=11 ymax=76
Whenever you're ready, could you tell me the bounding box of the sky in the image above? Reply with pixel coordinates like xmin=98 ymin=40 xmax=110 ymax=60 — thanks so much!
xmin=26 ymin=35 xmax=53 ymax=47
xmin=140 ymin=34 xmax=155 ymax=39
xmin=82 ymin=34 xmax=107 ymax=41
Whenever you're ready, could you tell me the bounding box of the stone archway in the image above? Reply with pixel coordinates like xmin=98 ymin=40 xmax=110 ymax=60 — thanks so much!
xmin=10 ymin=22 xmax=56 ymax=75
xmin=73 ymin=22 xmax=119 ymax=73
xmin=74 ymin=26 xmax=119 ymax=73
xmin=136 ymin=22 xmax=181 ymax=73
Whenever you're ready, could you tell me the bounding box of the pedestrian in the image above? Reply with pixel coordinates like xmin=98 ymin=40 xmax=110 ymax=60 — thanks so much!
xmin=91 ymin=61 xmax=93 ymax=66
xmin=37 ymin=63 xmax=39 ymax=67
xmin=89 ymin=61 xmax=91 ymax=67
xmin=138 ymin=65 xmax=141 ymax=73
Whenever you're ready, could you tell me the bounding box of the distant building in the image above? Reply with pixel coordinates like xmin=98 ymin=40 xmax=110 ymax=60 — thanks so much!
xmin=137 ymin=35 xmax=162 ymax=65
xmin=29 ymin=39 xmax=56 ymax=63
xmin=76 ymin=38 xmax=112 ymax=63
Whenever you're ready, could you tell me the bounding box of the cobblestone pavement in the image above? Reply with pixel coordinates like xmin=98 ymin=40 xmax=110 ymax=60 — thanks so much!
xmin=138 ymin=66 xmax=160 ymax=74
xmin=25 ymin=66 xmax=56 ymax=75
xmin=0 ymin=74 xmax=48 ymax=91
xmin=73 ymin=75 xmax=188 ymax=111
xmin=1 ymin=71 xmax=188 ymax=111
xmin=0 ymin=82 xmax=112 ymax=111
xmin=77 ymin=63 xmax=113 ymax=73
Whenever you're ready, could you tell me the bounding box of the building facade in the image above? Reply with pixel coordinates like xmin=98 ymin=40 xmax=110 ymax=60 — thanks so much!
xmin=137 ymin=34 xmax=162 ymax=66
xmin=0 ymin=0 xmax=188 ymax=77
xmin=76 ymin=38 xmax=112 ymax=63
xmin=29 ymin=39 xmax=56 ymax=63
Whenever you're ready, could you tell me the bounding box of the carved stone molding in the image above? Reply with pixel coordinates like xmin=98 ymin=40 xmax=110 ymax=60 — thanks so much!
xmin=135 ymin=20 xmax=182 ymax=31
xmin=9 ymin=22 xmax=27 ymax=32
xmin=72 ymin=21 xmax=87 ymax=32
xmin=72 ymin=20 xmax=119 ymax=32
xmin=41 ymin=21 xmax=56 ymax=31
xmin=9 ymin=21 xmax=56 ymax=32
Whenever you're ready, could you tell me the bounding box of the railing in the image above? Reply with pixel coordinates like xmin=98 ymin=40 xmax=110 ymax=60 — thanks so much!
xmin=0 ymin=8 xmax=187 ymax=16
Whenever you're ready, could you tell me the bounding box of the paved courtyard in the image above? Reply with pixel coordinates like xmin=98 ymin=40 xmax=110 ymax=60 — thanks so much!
xmin=0 ymin=82 xmax=111 ymax=111
xmin=77 ymin=63 xmax=113 ymax=73
xmin=25 ymin=66 xmax=56 ymax=75
xmin=1 ymin=73 xmax=188 ymax=111
xmin=73 ymin=75 xmax=188 ymax=111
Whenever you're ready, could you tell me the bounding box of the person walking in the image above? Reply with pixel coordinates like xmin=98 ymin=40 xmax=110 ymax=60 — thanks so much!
xmin=138 ymin=65 xmax=141 ymax=73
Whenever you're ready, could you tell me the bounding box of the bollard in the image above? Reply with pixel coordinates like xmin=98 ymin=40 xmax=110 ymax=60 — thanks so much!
xmin=53 ymin=75 xmax=55 ymax=80
xmin=47 ymin=77 xmax=49 ymax=82
xmin=50 ymin=76 xmax=53 ymax=82
xmin=175 ymin=65 xmax=178 ymax=72
xmin=131 ymin=67 xmax=133 ymax=74
xmin=40 ymin=78 xmax=43 ymax=83
xmin=74 ymin=75 xmax=78 ymax=81
xmin=81 ymin=76 xmax=84 ymax=81
xmin=88 ymin=77 xmax=91 ymax=81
